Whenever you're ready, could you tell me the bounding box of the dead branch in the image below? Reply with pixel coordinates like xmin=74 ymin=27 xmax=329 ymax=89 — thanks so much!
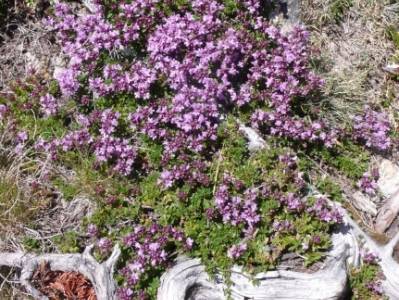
xmin=0 ymin=244 xmax=121 ymax=300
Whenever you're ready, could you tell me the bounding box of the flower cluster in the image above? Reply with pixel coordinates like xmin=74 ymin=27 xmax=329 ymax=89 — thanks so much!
xmin=93 ymin=109 xmax=138 ymax=175
xmin=252 ymin=111 xmax=337 ymax=147
xmin=279 ymin=193 xmax=304 ymax=212
xmin=352 ymin=107 xmax=392 ymax=151
xmin=41 ymin=0 xmax=344 ymax=182
xmin=272 ymin=220 xmax=294 ymax=232
xmin=35 ymin=128 xmax=92 ymax=160
xmin=360 ymin=250 xmax=384 ymax=296
xmin=357 ymin=169 xmax=379 ymax=196
xmin=366 ymin=281 xmax=383 ymax=295
xmin=362 ymin=250 xmax=378 ymax=264
xmin=307 ymin=197 xmax=343 ymax=224
xmin=15 ymin=131 xmax=28 ymax=154
xmin=159 ymin=160 xmax=210 ymax=188
xmin=89 ymin=62 xmax=156 ymax=99
xmin=87 ymin=224 xmax=99 ymax=237
xmin=120 ymin=223 xmax=192 ymax=298
xmin=278 ymin=153 xmax=298 ymax=168
xmin=35 ymin=108 xmax=137 ymax=175
xmin=39 ymin=93 xmax=58 ymax=117
xmin=55 ymin=68 xmax=80 ymax=97
xmin=214 ymin=174 xmax=260 ymax=235
xmin=227 ymin=242 xmax=248 ymax=259
xmin=97 ymin=237 xmax=113 ymax=254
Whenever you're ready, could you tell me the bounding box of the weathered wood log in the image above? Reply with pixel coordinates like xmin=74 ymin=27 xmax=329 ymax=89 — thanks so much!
xmin=343 ymin=210 xmax=399 ymax=299
xmin=375 ymin=159 xmax=399 ymax=233
xmin=352 ymin=191 xmax=377 ymax=216
xmin=157 ymin=200 xmax=399 ymax=300
xmin=375 ymin=190 xmax=399 ymax=234
xmin=158 ymin=232 xmax=351 ymax=300
xmin=0 ymin=244 xmax=121 ymax=300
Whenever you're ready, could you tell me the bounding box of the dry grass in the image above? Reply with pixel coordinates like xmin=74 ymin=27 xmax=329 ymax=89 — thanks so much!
xmin=0 ymin=133 xmax=53 ymax=251
xmin=0 ymin=19 xmax=58 ymax=92
xmin=301 ymin=0 xmax=399 ymax=127
xmin=0 ymin=129 xmax=51 ymax=298
xmin=0 ymin=132 xmax=95 ymax=297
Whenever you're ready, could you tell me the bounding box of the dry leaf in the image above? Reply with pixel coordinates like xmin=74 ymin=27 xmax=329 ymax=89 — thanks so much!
xmin=32 ymin=261 xmax=97 ymax=300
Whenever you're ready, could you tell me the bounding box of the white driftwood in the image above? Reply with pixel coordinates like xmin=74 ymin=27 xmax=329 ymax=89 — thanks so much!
xmin=342 ymin=210 xmax=399 ymax=299
xmin=352 ymin=191 xmax=377 ymax=216
xmin=0 ymin=244 xmax=121 ymax=300
xmin=375 ymin=189 xmax=399 ymax=234
xmin=156 ymin=257 xmax=225 ymax=300
xmin=157 ymin=199 xmax=399 ymax=300
xmin=157 ymin=195 xmax=363 ymax=300
xmin=158 ymin=231 xmax=351 ymax=300
xmin=375 ymin=159 xmax=399 ymax=233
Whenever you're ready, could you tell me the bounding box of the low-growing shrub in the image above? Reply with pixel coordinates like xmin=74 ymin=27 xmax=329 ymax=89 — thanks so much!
xmin=0 ymin=0 xmax=394 ymax=298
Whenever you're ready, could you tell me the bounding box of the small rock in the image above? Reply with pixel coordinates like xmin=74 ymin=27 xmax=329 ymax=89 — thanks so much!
xmin=286 ymin=0 xmax=301 ymax=24
xmin=352 ymin=191 xmax=377 ymax=216
xmin=238 ymin=123 xmax=268 ymax=151
xmin=272 ymin=0 xmax=302 ymax=34
xmin=377 ymin=159 xmax=399 ymax=198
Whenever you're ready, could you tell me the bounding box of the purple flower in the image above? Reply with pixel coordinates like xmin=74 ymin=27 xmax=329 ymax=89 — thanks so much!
xmin=55 ymin=68 xmax=80 ymax=97
xmin=352 ymin=107 xmax=392 ymax=151
xmin=281 ymin=193 xmax=304 ymax=212
xmin=214 ymin=174 xmax=260 ymax=235
xmin=186 ymin=237 xmax=194 ymax=249
xmin=121 ymin=223 xmax=192 ymax=291
xmin=39 ymin=94 xmax=59 ymax=116
xmin=98 ymin=237 xmax=113 ymax=253
xmin=307 ymin=197 xmax=343 ymax=224
xmin=0 ymin=104 xmax=8 ymax=119
xmin=117 ymin=287 xmax=134 ymax=300
xmin=357 ymin=171 xmax=379 ymax=196
xmin=362 ymin=250 xmax=378 ymax=264
xmin=227 ymin=243 xmax=247 ymax=259
xmin=16 ymin=131 xmax=28 ymax=143
xmin=87 ymin=224 xmax=98 ymax=237
xmin=273 ymin=220 xmax=293 ymax=232
xmin=366 ymin=280 xmax=383 ymax=295
xmin=312 ymin=235 xmax=321 ymax=244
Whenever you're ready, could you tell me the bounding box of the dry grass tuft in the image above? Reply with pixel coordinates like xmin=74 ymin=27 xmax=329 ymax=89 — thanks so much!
xmin=0 ymin=19 xmax=59 ymax=92
xmin=302 ymin=0 xmax=399 ymax=127
xmin=0 ymin=133 xmax=53 ymax=251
